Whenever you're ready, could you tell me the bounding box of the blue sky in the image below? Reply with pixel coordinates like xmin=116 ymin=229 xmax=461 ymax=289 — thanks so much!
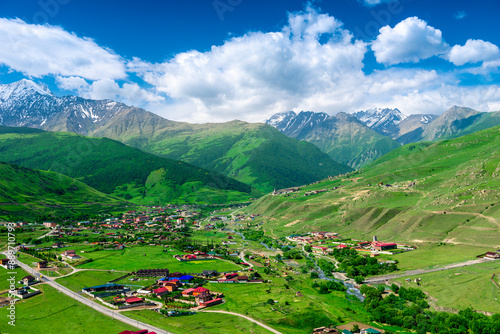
xmin=1 ymin=0 xmax=500 ymax=122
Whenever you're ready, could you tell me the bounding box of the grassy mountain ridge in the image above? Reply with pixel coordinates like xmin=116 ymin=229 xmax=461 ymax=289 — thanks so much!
xmin=0 ymin=161 xmax=128 ymax=220
xmin=0 ymin=126 xmax=258 ymax=204
xmin=90 ymin=109 xmax=352 ymax=192
xmin=244 ymin=125 xmax=500 ymax=247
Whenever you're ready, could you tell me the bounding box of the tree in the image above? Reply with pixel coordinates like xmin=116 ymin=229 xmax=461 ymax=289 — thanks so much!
xmin=266 ymin=299 xmax=275 ymax=305
xmin=390 ymin=283 xmax=399 ymax=294
xmin=354 ymin=276 xmax=364 ymax=284
xmin=304 ymin=244 xmax=312 ymax=252
xmin=352 ymin=324 xmax=360 ymax=332
xmin=377 ymin=285 xmax=386 ymax=294
xmin=318 ymin=284 xmax=329 ymax=294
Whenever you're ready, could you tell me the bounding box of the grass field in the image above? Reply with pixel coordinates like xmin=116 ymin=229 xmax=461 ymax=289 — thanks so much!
xmin=379 ymin=243 xmax=495 ymax=271
xmin=126 ymin=309 xmax=275 ymax=334
xmin=392 ymin=260 xmax=500 ymax=313
xmin=56 ymin=270 xmax=128 ymax=292
xmin=0 ymin=284 xmax=132 ymax=334
xmin=76 ymin=246 xmax=242 ymax=273
xmin=17 ymin=252 xmax=41 ymax=267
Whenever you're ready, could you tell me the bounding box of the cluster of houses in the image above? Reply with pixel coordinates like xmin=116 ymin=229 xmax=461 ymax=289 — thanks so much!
xmin=304 ymin=189 xmax=329 ymax=196
xmin=288 ymin=231 xmax=340 ymax=244
xmin=81 ymin=268 xmax=227 ymax=310
xmin=1 ymin=204 xmax=202 ymax=236
xmin=272 ymin=187 xmax=300 ymax=196
xmin=209 ymin=272 xmax=263 ymax=284
xmin=289 ymin=233 xmax=414 ymax=256
xmin=152 ymin=278 xmax=224 ymax=308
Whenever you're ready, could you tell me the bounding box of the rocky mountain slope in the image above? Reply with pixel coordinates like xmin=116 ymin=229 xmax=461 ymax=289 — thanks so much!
xmin=267 ymin=111 xmax=401 ymax=169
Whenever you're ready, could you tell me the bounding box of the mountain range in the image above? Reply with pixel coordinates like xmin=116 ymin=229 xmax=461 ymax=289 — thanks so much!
xmin=0 ymin=80 xmax=351 ymax=193
xmin=2 ymin=79 xmax=500 ymax=196
xmin=266 ymin=106 xmax=500 ymax=167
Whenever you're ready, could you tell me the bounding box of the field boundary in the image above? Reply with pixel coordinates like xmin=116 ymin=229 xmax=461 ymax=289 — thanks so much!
xmin=491 ymin=273 xmax=500 ymax=288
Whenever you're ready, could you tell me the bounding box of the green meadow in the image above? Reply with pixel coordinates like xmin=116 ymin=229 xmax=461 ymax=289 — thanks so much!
xmin=392 ymin=260 xmax=500 ymax=314
xmin=75 ymin=246 xmax=242 ymax=273
xmin=126 ymin=309 xmax=274 ymax=334
xmin=56 ymin=270 xmax=128 ymax=292
xmin=379 ymin=243 xmax=495 ymax=271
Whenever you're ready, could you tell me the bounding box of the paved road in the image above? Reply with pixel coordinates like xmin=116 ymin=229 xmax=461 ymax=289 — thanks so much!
xmin=8 ymin=253 xmax=172 ymax=334
xmin=365 ymin=258 xmax=493 ymax=283
xmin=37 ymin=228 xmax=56 ymax=239
xmin=202 ymin=310 xmax=283 ymax=334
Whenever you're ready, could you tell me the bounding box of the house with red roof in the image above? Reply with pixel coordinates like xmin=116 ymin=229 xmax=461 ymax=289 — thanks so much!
xmin=125 ymin=297 xmax=143 ymax=304
xmin=485 ymin=252 xmax=500 ymax=259
xmin=313 ymin=246 xmax=328 ymax=254
xmin=223 ymin=273 xmax=238 ymax=280
xmin=192 ymin=287 xmax=210 ymax=296
xmin=200 ymin=298 xmax=223 ymax=307
xmin=153 ymin=287 xmax=170 ymax=296
xmin=372 ymin=242 xmax=397 ymax=251
xmin=182 ymin=288 xmax=196 ymax=296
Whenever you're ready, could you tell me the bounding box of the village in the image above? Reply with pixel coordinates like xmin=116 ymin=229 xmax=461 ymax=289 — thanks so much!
xmin=1 ymin=205 xmax=500 ymax=334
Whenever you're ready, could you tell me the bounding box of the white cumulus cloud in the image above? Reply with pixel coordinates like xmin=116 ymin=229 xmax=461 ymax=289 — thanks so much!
xmin=0 ymin=18 xmax=126 ymax=80
xmin=448 ymin=39 xmax=500 ymax=66
xmin=130 ymin=6 xmax=368 ymax=122
xmin=372 ymin=17 xmax=449 ymax=65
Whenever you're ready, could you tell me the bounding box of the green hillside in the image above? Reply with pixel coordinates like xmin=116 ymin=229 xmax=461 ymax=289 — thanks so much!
xmin=0 ymin=126 xmax=258 ymax=204
xmin=0 ymin=161 xmax=128 ymax=221
xmin=91 ymin=109 xmax=351 ymax=192
xmin=244 ymin=125 xmax=500 ymax=247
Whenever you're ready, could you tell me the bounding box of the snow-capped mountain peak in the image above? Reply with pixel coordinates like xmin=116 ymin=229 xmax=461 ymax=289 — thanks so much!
xmin=0 ymin=79 xmax=127 ymax=131
xmin=0 ymin=79 xmax=53 ymax=101
xmin=351 ymin=107 xmax=407 ymax=136
xmin=266 ymin=110 xmax=330 ymax=135
xmin=266 ymin=111 xmax=296 ymax=128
